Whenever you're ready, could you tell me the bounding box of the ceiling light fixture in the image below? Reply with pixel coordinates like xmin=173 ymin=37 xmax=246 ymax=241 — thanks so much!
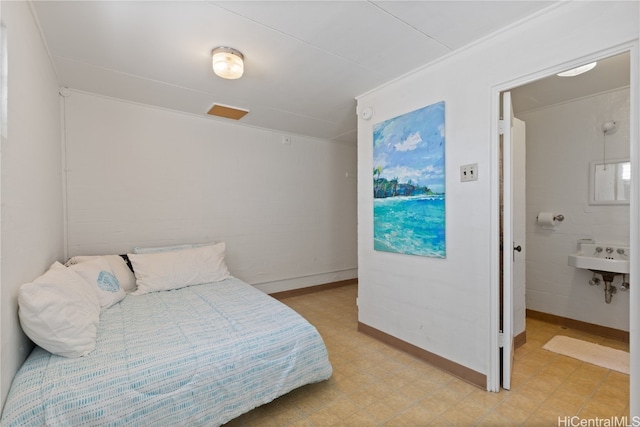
xmin=211 ymin=47 xmax=244 ymax=80
xmin=556 ymin=62 xmax=597 ymax=77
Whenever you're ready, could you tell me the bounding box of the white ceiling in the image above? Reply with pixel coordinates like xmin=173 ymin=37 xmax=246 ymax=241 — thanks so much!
xmin=31 ymin=0 xmax=598 ymax=145
xmin=511 ymin=52 xmax=631 ymax=115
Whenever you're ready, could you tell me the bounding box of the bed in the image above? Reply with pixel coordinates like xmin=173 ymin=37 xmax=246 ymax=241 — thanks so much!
xmin=1 ymin=243 xmax=332 ymax=426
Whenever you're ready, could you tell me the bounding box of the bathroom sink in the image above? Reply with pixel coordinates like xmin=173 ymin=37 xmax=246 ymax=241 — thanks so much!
xmin=568 ymin=243 xmax=630 ymax=274
xmin=568 ymin=254 xmax=630 ymax=274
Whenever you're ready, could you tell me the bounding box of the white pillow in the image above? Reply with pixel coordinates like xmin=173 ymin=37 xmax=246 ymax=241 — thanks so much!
xmin=69 ymin=257 xmax=126 ymax=310
xmin=128 ymin=242 xmax=230 ymax=295
xmin=18 ymin=262 xmax=100 ymax=358
xmin=66 ymin=255 xmax=136 ymax=292
xmin=132 ymin=241 xmax=217 ymax=254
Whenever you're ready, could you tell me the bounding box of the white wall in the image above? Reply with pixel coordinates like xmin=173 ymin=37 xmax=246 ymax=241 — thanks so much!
xmin=64 ymin=92 xmax=357 ymax=294
xmin=357 ymin=1 xmax=638 ymax=379
xmin=0 ymin=2 xmax=64 ymax=406
xmin=521 ymin=88 xmax=630 ymax=331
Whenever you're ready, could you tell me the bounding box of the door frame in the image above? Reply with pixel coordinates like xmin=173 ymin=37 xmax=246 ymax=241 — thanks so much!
xmin=488 ymin=42 xmax=639 ymax=400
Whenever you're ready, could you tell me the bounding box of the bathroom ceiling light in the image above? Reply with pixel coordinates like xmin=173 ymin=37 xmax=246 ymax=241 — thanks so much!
xmin=211 ymin=47 xmax=244 ymax=80
xmin=556 ymin=62 xmax=597 ymax=77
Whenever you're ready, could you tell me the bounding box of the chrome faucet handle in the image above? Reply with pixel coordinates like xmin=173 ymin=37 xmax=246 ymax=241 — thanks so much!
xmin=594 ymin=247 xmax=603 ymax=255
xmin=617 ymin=248 xmax=626 ymax=255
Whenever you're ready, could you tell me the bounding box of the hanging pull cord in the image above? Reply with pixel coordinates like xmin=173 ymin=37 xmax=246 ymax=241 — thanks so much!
xmin=603 ymin=131 xmax=607 ymax=171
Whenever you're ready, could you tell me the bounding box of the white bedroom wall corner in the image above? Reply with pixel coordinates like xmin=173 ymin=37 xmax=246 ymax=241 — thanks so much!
xmin=0 ymin=1 xmax=64 ymax=407
xmin=60 ymin=88 xmax=69 ymax=262
xmin=0 ymin=1 xmax=5 ymax=403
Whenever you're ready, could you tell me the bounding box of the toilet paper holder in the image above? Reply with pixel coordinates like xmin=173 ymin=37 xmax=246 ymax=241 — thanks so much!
xmin=536 ymin=213 xmax=565 ymax=222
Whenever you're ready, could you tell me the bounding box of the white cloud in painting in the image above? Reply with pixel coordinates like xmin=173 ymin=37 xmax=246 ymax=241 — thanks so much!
xmin=422 ymin=165 xmax=441 ymax=176
xmin=381 ymin=163 xmax=444 ymax=190
xmin=380 ymin=165 xmax=421 ymax=183
xmin=373 ymin=153 xmax=388 ymax=169
xmin=394 ymin=132 xmax=422 ymax=152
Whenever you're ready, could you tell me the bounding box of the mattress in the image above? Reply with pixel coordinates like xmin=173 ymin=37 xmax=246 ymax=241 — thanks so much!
xmin=1 ymin=277 xmax=332 ymax=426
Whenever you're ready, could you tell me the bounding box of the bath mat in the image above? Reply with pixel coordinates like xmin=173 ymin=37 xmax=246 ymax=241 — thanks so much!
xmin=543 ymin=335 xmax=629 ymax=374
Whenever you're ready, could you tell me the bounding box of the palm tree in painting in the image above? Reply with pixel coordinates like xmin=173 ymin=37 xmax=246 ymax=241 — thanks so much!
xmin=390 ymin=178 xmax=398 ymax=197
xmin=373 ymin=166 xmax=383 ymax=197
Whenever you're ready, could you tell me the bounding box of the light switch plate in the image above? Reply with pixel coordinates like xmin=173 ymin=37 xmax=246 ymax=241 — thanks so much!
xmin=460 ymin=163 xmax=478 ymax=182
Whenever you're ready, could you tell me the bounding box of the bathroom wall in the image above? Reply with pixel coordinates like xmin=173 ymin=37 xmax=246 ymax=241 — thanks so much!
xmin=519 ymin=87 xmax=630 ymax=331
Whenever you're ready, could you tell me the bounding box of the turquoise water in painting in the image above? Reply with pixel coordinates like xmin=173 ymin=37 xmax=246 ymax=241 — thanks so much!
xmin=374 ymin=195 xmax=445 ymax=258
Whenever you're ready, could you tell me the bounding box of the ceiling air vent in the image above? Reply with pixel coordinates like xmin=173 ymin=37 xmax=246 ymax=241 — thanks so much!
xmin=207 ymin=104 xmax=249 ymax=120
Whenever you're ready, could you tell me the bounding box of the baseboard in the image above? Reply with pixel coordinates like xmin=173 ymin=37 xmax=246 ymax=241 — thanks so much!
xmin=514 ymin=330 xmax=527 ymax=349
xmin=252 ymin=268 xmax=358 ymax=295
xmin=526 ymin=309 xmax=629 ymax=343
xmin=270 ymin=278 xmax=357 ymax=300
xmin=357 ymin=322 xmax=487 ymax=390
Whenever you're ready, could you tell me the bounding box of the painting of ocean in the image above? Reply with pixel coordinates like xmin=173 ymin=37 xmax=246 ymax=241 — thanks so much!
xmin=373 ymin=101 xmax=445 ymax=258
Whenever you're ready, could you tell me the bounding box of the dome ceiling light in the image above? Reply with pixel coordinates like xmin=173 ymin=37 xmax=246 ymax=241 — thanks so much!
xmin=211 ymin=47 xmax=244 ymax=80
xmin=556 ymin=62 xmax=597 ymax=77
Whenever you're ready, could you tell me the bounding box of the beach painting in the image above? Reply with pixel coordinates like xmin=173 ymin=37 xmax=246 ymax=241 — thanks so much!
xmin=373 ymin=101 xmax=445 ymax=258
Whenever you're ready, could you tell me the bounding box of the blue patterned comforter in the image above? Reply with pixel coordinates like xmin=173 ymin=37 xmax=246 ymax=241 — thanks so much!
xmin=1 ymin=277 xmax=332 ymax=426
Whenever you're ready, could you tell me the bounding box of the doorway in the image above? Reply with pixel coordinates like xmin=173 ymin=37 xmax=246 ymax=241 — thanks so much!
xmin=510 ymin=51 xmax=631 ymax=346
xmin=495 ymin=46 xmax=637 ymax=397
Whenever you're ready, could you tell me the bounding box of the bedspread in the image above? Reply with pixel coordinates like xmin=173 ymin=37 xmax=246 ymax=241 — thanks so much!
xmin=1 ymin=277 xmax=332 ymax=426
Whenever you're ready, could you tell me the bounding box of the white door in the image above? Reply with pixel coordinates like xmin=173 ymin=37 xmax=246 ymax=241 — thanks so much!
xmin=501 ymin=92 xmax=525 ymax=390
xmin=512 ymin=117 xmax=527 ymax=352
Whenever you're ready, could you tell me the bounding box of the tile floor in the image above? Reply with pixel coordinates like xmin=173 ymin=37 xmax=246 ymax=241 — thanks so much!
xmin=225 ymin=284 xmax=630 ymax=426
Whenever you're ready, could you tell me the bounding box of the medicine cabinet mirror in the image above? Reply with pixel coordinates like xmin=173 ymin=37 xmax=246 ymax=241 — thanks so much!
xmin=589 ymin=159 xmax=631 ymax=205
